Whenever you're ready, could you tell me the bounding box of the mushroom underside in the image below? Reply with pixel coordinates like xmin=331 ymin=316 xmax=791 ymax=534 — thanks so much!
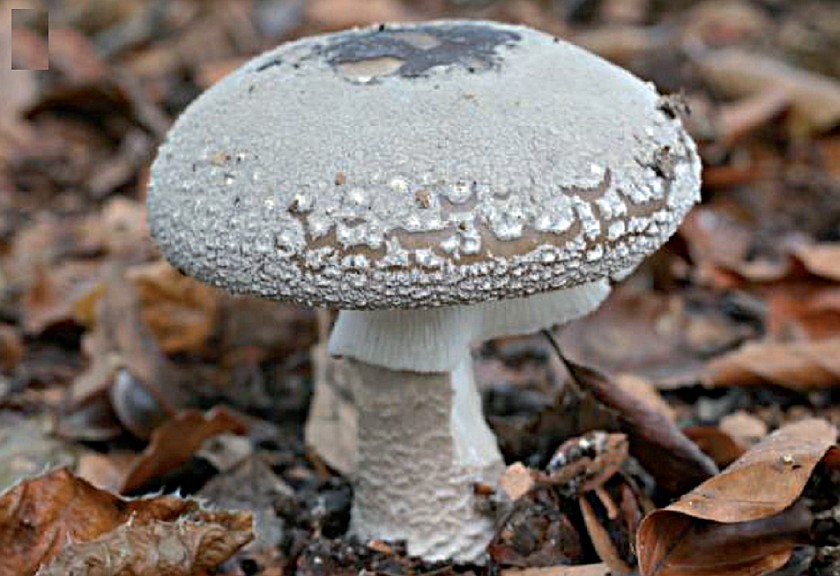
xmin=328 ymin=279 xmax=612 ymax=373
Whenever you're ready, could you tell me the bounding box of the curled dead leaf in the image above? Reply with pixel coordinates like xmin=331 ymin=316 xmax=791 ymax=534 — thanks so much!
xmin=556 ymin=355 xmax=718 ymax=495
xmin=0 ymin=467 xmax=251 ymax=576
xmin=120 ymin=405 xmax=248 ymax=494
xmin=637 ymin=418 xmax=839 ymax=576
xmin=128 ymin=260 xmax=220 ymax=354
xmin=684 ymin=426 xmax=747 ymax=469
xmin=37 ymin=509 xmax=253 ymax=576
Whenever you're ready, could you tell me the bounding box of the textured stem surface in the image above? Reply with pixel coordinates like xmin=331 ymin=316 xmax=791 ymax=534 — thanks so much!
xmin=348 ymin=356 xmax=503 ymax=563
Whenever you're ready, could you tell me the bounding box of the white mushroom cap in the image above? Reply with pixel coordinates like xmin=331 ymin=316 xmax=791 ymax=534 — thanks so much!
xmin=148 ymin=20 xmax=701 ymax=310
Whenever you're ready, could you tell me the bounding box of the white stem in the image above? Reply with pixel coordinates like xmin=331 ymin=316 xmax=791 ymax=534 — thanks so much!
xmin=348 ymin=355 xmax=503 ymax=563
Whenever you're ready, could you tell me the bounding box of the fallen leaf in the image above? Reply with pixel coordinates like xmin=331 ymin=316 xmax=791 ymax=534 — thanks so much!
xmin=765 ymin=284 xmax=840 ymax=341
xmin=128 ymin=260 xmax=220 ymax=354
xmin=65 ymin=266 xmax=184 ymax=439
xmin=695 ymin=48 xmax=840 ymax=133
xmin=305 ymin=343 xmax=358 ymax=475
xmin=792 ymin=243 xmax=840 ymax=282
xmin=614 ymin=374 xmax=676 ymax=422
xmin=716 ymin=89 xmax=790 ymax=146
xmin=0 ymin=467 xmax=251 ymax=576
xmin=0 ymin=324 xmax=23 ymax=373
xmin=704 ymin=338 xmax=840 ymax=390
xmin=681 ymin=0 xmax=772 ymax=47
xmin=580 ymin=491 xmax=633 ymax=575
xmin=719 ymin=411 xmax=768 ymax=445
xmin=199 ymin=454 xmax=294 ymax=551
xmin=499 ymin=462 xmax=536 ymax=502
xmin=37 ymin=510 xmax=253 ymax=576
xmin=558 ymin=289 xmax=748 ymax=388
xmin=540 ymin=432 xmax=629 ymax=496
xmin=46 ymin=27 xmax=108 ymax=83
xmin=76 ymin=451 xmax=135 ymax=492
xmin=305 ymin=0 xmax=414 ymax=30
xmin=120 ymin=405 xmax=248 ymax=494
xmin=637 ymin=418 xmax=839 ymax=576
xmin=489 ymin=486 xmax=584 ymax=568
xmin=684 ymin=426 xmax=747 ymax=468
xmin=21 ymin=261 xmax=103 ymax=336
xmin=573 ymin=26 xmax=664 ymax=67
xmin=558 ymin=355 xmax=718 ymax=495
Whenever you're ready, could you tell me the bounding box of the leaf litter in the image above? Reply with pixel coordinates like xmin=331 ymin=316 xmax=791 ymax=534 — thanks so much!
xmin=0 ymin=0 xmax=839 ymax=575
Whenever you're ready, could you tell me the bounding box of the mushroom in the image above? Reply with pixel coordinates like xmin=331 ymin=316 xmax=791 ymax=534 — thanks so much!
xmin=147 ymin=20 xmax=701 ymax=563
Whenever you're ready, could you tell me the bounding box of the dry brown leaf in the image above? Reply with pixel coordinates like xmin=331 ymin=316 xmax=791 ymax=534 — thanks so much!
xmin=65 ymin=266 xmax=184 ymax=439
xmin=501 ymin=564 xmax=611 ymax=576
xmin=793 ymin=243 xmax=840 ymax=282
xmin=21 ymin=261 xmax=103 ymax=336
xmin=305 ymin=343 xmax=359 ymax=475
xmin=684 ymin=426 xmax=747 ymax=469
xmin=37 ymin=510 xmax=253 ymax=576
xmin=489 ymin=485 xmax=584 ymax=568
xmin=614 ymin=374 xmax=676 ymax=422
xmin=540 ymin=432 xmax=629 ymax=495
xmin=0 ymin=324 xmax=23 ymax=373
xmin=558 ymin=291 xmax=713 ymax=388
xmin=704 ymin=338 xmax=840 ymax=390
xmin=573 ymin=26 xmax=664 ymax=66
xmin=561 ymin=358 xmax=718 ymax=495
xmin=305 ymin=0 xmax=414 ymax=30
xmin=716 ymin=89 xmax=790 ymax=146
xmin=765 ymin=284 xmax=840 ymax=341
xmin=637 ymin=418 xmax=839 ymax=576
xmin=0 ymin=467 xmax=247 ymax=576
xmin=120 ymin=406 xmax=248 ymax=494
xmin=719 ymin=411 xmax=768 ymax=445
xmin=128 ymin=260 xmax=220 ymax=354
xmin=579 ymin=494 xmax=633 ymax=575
xmin=695 ymin=48 xmax=840 ymax=133
xmin=499 ymin=462 xmax=536 ymax=502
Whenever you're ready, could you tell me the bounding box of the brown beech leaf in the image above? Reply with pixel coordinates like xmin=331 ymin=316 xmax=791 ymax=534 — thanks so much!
xmin=128 ymin=261 xmax=220 ymax=354
xmin=120 ymin=406 xmax=248 ymax=493
xmin=560 ymin=357 xmax=718 ymax=495
xmin=0 ymin=468 xmax=246 ymax=576
xmin=37 ymin=510 xmax=253 ymax=576
xmin=704 ymin=338 xmax=840 ymax=390
xmin=501 ymin=564 xmax=611 ymax=576
xmin=684 ymin=426 xmax=747 ymax=469
xmin=637 ymin=419 xmax=839 ymax=576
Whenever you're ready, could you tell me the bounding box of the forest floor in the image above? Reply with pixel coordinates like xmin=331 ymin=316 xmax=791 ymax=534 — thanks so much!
xmin=0 ymin=0 xmax=839 ymax=574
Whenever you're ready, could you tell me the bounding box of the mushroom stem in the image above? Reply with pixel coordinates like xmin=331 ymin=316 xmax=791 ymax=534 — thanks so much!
xmin=347 ymin=355 xmax=503 ymax=563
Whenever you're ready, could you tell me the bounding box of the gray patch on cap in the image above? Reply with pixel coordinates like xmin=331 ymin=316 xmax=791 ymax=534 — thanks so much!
xmin=323 ymin=22 xmax=521 ymax=80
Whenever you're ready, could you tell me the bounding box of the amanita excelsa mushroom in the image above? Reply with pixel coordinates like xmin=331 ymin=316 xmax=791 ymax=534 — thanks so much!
xmin=147 ymin=21 xmax=701 ymax=562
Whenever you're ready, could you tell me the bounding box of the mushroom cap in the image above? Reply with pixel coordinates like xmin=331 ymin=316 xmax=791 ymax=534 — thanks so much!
xmin=148 ymin=20 xmax=701 ymax=309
